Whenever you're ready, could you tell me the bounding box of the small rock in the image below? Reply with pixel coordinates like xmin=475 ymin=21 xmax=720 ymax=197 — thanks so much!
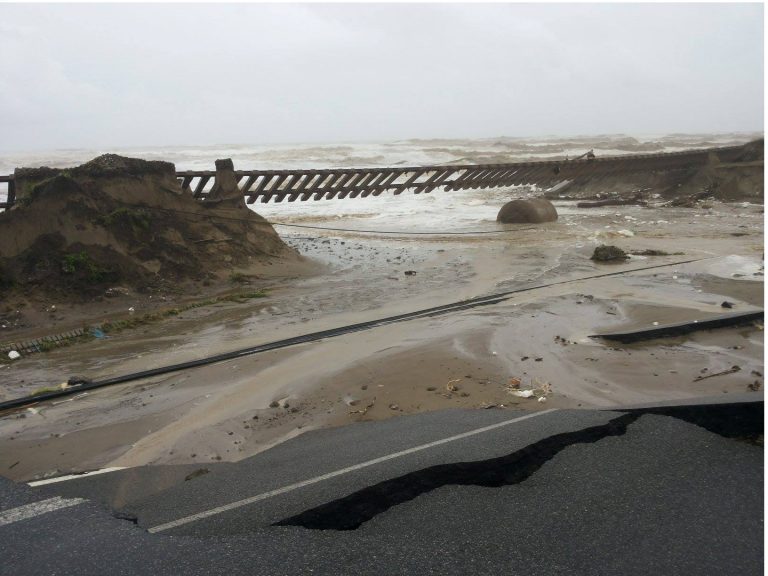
xmin=404 ymin=270 xmax=417 ymax=276
xmin=269 ymin=401 xmax=279 ymax=408
xmin=591 ymin=245 xmax=628 ymax=262
xmin=721 ymin=301 xmax=734 ymax=309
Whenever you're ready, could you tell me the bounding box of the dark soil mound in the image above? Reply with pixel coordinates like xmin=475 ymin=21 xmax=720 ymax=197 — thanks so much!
xmin=0 ymin=155 xmax=295 ymax=300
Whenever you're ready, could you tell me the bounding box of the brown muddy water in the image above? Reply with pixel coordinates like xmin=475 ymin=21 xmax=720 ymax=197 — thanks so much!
xmin=0 ymin=201 xmax=763 ymax=481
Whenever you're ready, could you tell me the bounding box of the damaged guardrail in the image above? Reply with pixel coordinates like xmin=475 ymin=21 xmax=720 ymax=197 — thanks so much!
xmin=590 ymin=310 xmax=764 ymax=344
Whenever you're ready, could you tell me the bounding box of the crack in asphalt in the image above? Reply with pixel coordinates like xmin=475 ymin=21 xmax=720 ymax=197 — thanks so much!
xmin=273 ymin=412 xmax=642 ymax=531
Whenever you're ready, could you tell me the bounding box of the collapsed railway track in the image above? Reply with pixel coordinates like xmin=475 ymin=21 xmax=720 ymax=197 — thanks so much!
xmin=0 ymin=142 xmax=755 ymax=209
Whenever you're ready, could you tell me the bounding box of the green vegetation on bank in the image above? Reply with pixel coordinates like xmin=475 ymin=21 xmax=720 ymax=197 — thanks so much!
xmin=94 ymin=207 xmax=151 ymax=231
xmin=60 ymin=251 xmax=111 ymax=283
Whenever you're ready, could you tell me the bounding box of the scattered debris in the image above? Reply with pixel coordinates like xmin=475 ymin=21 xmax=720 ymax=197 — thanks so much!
xmin=693 ymin=365 xmax=741 ymax=382
xmin=349 ymin=398 xmax=376 ymax=416
xmin=388 ymin=403 xmax=399 ymax=410
xmin=7 ymin=350 xmax=20 ymax=360
xmin=629 ymin=249 xmax=683 ymax=256
xmin=184 ymin=468 xmax=210 ymax=481
xmin=445 ymin=379 xmax=461 ymax=393
xmin=577 ymin=197 xmax=647 ymax=208
xmin=591 ymin=245 xmax=629 ymax=262
xmin=506 ymin=376 xmax=552 ymax=400
xmin=532 ymin=377 xmax=552 ymax=398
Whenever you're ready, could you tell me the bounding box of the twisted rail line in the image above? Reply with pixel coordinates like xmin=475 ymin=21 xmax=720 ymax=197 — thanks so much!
xmin=0 ymin=143 xmax=750 ymax=209
xmin=179 ymin=145 xmax=745 ymax=203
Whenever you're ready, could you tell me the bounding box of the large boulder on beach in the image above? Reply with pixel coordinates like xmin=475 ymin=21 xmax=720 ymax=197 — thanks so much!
xmin=496 ymin=198 xmax=558 ymax=223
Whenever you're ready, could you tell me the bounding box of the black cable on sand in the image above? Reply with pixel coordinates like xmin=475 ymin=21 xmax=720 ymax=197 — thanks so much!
xmin=0 ymin=258 xmax=711 ymax=412
xmin=112 ymin=202 xmax=539 ymax=235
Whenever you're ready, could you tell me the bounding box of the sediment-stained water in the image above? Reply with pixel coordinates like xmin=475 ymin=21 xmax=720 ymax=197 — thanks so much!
xmin=0 ymin=135 xmax=762 ymax=481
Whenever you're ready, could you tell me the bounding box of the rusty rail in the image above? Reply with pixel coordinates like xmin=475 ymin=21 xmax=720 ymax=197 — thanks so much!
xmin=0 ymin=144 xmax=749 ymax=209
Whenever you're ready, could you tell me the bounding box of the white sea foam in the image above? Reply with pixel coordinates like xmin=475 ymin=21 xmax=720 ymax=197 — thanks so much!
xmin=0 ymin=133 xmax=758 ymax=229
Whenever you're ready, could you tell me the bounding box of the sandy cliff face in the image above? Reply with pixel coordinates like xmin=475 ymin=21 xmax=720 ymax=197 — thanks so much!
xmin=0 ymin=154 xmax=296 ymax=299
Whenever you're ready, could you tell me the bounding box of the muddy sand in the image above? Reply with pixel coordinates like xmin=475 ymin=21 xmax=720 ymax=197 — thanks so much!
xmin=0 ymin=201 xmax=763 ymax=482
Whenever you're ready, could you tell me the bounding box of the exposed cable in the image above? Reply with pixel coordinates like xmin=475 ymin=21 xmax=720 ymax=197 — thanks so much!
xmin=111 ymin=202 xmax=540 ymax=236
xmin=0 ymin=257 xmax=714 ymax=412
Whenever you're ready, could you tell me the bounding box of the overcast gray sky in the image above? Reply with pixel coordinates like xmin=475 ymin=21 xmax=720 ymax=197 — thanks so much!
xmin=0 ymin=3 xmax=763 ymax=151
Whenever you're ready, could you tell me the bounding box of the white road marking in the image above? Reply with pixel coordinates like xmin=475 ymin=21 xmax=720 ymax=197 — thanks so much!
xmin=0 ymin=497 xmax=86 ymax=527
xmin=148 ymin=408 xmax=557 ymax=533
xmin=28 ymin=467 xmax=127 ymax=487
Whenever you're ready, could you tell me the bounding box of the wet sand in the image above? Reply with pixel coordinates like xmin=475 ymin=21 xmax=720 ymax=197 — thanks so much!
xmin=0 ymin=201 xmax=763 ymax=481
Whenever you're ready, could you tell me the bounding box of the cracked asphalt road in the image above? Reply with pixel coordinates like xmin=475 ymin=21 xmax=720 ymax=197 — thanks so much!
xmin=1 ymin=401 xmax=763 ymax=576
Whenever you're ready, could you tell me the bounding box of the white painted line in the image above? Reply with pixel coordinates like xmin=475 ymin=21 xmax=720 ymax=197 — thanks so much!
xmin=0 ymin=496 xmax=86 ymax=527
xmin=148 ymin=408 xmax=557 ymax=533
xmin=28 ymin=467 xmax=127 ymax=487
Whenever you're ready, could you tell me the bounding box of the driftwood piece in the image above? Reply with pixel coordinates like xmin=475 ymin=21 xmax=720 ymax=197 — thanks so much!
xmin=577 ymin=197 xmax=648 ymax=208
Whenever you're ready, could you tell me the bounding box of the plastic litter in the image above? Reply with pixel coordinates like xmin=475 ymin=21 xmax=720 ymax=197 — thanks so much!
xmin=7 ymin=351 xmax=20 ymax=360
xmin=510 ymin=389 xmax=535 ymax=398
